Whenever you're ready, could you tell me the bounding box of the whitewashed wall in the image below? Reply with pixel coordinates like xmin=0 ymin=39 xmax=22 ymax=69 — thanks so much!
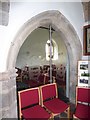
xmin=0 ymin=2 xmax=84 ymax=72
xmin=16 ymin=28 xmax=67 ymax=68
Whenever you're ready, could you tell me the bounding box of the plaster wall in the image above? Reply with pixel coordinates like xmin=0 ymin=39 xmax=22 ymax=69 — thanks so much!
xmin=16 ymin=28 xmax=67 ymax=69
xmin=0 ymin=2 xmax=84 ymax=72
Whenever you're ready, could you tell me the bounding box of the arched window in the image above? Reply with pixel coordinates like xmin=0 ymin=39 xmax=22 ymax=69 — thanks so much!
xmin=45 ymin=39 xmax=58 ymax=61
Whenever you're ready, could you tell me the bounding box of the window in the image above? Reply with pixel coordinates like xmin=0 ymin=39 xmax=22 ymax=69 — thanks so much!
xmin=45 ymin=39 xmax=58 ymax=61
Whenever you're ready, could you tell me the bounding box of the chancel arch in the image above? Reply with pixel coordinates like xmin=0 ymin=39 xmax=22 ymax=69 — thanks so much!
xmin=7 ymin=10 xmax=82 ymax=104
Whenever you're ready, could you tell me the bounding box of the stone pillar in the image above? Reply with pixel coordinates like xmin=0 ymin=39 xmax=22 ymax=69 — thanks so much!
xmin=0 ymin=0 xmax=10 ymax=26
xmin=69 ymin=65 xmax=78 ymax=103
xmin=82 ymin=2 xmax=90 ymax=22
xmin=0 ymin=68 xmax=18 ymax=119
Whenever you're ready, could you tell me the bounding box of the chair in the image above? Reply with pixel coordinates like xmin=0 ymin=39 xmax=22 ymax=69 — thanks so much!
xmin=40 ymin=83 xmax=70 ymax=118
xmin=16 ymin=67 xmax=23 ymax=82
xmin=44 ymin=74 xmax=50 ymax=84
xmin=44 ymin=74 xmax=56 ymax=84
xmin=73 ymin=86 xmax=90 ymax=119
xmin=18 ymin=87 xmax=51 ymax=119
xmin=37 ymin=71 xmax=45 ymax=85
xmin=56 ymin=65 xmax=66 ymax=93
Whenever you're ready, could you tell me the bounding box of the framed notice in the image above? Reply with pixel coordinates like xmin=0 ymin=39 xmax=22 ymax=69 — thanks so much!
xmin=83 ymin=25 xmax=90 ymax=55
xmin=78 ymin=61 xmax=90 ymax=87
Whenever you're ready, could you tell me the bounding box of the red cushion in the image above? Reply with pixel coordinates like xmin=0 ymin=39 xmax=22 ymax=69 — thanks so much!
xmin=20 ymin=88 xmax=39 ymax=108
xmin=38 ymin=74 xmax=44 ymax=83
xmin=74 ymin=103 xmax=90 ymax=119
xmin=44 ymin=98 xmax=69 ymax=114
xmin=22 ymin=105 xmax=50 ymax=119
xmin=45 ymin=75 xmax=50 ymax=84
xmin=42 ymin=83 xmax=56 ymax=101
xmin=77 ymin=88 xmax=90 ymax=103
xmin=28 ymin=80 xmax=39 ymax=87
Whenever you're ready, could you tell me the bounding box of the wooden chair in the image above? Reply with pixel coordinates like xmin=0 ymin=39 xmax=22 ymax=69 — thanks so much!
xmin=16 ymin=67 xmax=23 ymax=82
xmin=73 ymin=86 xmax=90 ymax=119
xmin=44 ymin=74 xmax=56 ymax=84
xmin=18 ymin=87 xmax=51 ymax=119
xmin=44 ymin=74 xmax=50 ymax=84
xmin=40 ymin=83 xmax=70 ymax=118
xmin=37 ymin=71 xmax=45 ymax=85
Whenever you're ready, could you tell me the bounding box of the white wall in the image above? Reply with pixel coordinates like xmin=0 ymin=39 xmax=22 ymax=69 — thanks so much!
xmin=0 ymin=2 xmax=84 ymax=72
xmin=16 ymin=28 xmax=67 ymax=68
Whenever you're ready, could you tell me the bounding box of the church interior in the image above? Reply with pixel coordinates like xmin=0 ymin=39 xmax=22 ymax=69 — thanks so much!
xmin=0 ymin=1 xmax=90 ymax=119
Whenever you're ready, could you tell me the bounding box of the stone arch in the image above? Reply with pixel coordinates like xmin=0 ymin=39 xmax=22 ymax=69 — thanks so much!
xmin=7 ymin=10 xmax=82 ymax=103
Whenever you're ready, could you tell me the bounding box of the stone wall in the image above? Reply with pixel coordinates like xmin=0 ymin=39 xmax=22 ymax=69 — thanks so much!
xmin=0 ymin=0 xmax=10 ymax=26
xmin=82 ymin=2 xmax=90 ymax=22
xmin=0 ymin=68 xmax=17 ymax=119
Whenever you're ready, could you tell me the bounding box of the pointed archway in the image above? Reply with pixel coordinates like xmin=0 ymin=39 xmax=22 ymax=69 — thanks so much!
xmin=5 ymin=10 xmax=82 ymax=118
